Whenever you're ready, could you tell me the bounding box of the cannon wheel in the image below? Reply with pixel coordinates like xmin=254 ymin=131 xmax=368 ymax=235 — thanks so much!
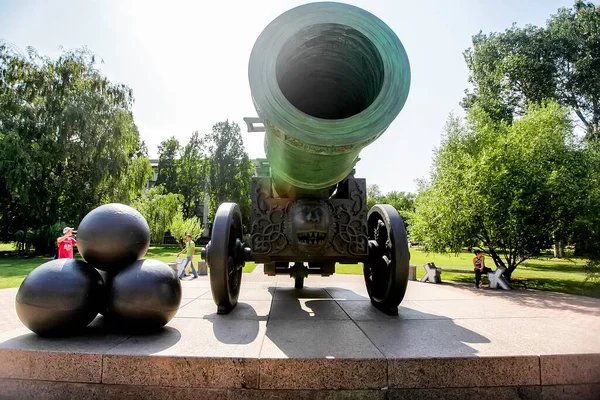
xmin=206 ymin=203 xmax=245 ymax=314
xmin=364 ymin=204 xmax=410 ymax=316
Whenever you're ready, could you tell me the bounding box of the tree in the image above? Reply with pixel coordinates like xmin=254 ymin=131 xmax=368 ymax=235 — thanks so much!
xmin=156 ymin=137 xmax=180 ymax=193
xmin=462 ymin=1 xmax=600 ymax=140
xmin=203 ymin=120 xmax=254 ymax=230
xmin=411 ymin=102 xmax=580 ymax=279
xmin=170 ymin=212 xmax=203 ymax=246
xmin=177 ymin=131 xmax=206 ymax=219
xmin=571 ymin=141 xmax=600 ymax=257
xmin=0 ymin=44 xmax=151 ymax=251
xmin=366 ymin=184 xmax=384 ymax=210
xmin=367 ymin=185 xmax=415 ymax=230
xmin=132 ymin=186 xmax=182 ymax=245
xmin=382 ymin=191 xmax=416 ymax=232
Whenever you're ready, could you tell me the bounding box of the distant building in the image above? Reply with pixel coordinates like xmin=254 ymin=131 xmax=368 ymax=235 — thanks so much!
xmin=253 ymin=158 xmax=270 ymax=177
xmin=146 ymin=158 xmax=159 ymax=190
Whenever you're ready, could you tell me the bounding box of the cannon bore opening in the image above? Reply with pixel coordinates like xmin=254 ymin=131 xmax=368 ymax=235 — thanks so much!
xmin=276 ymin=23 xmax=384 ymax=120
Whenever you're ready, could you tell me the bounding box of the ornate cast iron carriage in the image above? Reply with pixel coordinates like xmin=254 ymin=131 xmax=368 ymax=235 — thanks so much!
xmin=201 ymin=2 xmax=411 ymax=316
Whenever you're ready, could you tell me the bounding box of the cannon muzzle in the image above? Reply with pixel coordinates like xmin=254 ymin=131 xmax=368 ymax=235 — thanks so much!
xmin=249 ymin=2 xmax=411 ymax=197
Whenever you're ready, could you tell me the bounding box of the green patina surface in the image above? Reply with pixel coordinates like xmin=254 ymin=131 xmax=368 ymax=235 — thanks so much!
xmin=248 ymin=2 xmax=411 ymax=196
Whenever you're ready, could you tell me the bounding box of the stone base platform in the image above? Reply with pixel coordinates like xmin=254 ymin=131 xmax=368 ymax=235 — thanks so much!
xmin=1 ymin=274 xmax=599 ymax=399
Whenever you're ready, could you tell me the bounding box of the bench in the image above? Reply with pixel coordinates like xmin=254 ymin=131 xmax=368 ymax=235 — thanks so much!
xmin=420 ymin=262 xmax=472 ymax=284
xmin=420 ymin=262 xmax=511 ymax=290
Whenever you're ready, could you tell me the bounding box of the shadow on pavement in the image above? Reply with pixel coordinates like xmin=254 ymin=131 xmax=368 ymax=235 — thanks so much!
xmin=205 ymin=284 xmax=491 ymax=359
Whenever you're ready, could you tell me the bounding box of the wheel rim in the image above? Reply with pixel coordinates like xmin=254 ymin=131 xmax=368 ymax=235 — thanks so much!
xmin=363 ymin=204 xmax=409 ymax=309
xmin=207 ymin=203 xmax=245 ymax=311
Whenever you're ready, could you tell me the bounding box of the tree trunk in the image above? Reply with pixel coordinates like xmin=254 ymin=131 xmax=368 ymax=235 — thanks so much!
xmin=489 ymin=247 xmax=515 ymax=281
xmin=488 ymin=248 xmax=506 ymax=269
xmin=553 ymin=233 xmax=565 ymax=258
xmin=554 ymin=240 xmax=565 ymax=258
xmin=504 ymin=266 xmax=514 ymax=281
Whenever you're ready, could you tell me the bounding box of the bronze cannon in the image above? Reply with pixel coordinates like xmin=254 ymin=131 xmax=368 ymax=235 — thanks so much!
xmin=202 ymin=2 xmax=411 ymax=315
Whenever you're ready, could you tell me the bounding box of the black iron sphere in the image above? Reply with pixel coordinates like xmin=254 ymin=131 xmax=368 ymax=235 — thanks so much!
xmin=77 ymin=203 xmax=150 ymax=273
xmin=107 ymin=259 xmax=182 ymax=331
xmin=15 ymin=259 xmax=104 ymax=336
xmin=96 ymin=268 xmax=111 ymax=316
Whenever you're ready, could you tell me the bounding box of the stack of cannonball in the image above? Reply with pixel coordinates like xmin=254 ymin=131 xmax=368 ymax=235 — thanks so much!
xmin=15 ymin=203 xmax=182 ymax=336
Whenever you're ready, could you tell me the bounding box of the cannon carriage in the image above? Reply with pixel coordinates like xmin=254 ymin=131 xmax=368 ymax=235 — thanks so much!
xmin=201 ymin=2 xmax=411 ymax=316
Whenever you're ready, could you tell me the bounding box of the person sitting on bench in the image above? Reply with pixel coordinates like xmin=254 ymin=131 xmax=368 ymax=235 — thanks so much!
xmin=473 ymin=250 xmax=492 ymax=288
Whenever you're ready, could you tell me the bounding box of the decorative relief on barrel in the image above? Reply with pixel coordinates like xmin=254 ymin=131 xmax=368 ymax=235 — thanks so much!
xmin=283 ymin=200 xmax=335 ymax=255
xmin=332 ymin=178 xmax=368 ymax=255
xmin=251 ymin=182 xmax=287 ymax=254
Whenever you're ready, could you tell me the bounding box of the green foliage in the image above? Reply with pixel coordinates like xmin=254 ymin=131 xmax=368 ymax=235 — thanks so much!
xmin=132 ymin=186 xmax=182 ymax=244
xmin=0 ymin=43 xmax=151 ymax=249
xmin=367 ymin=184 xmax=416 ymax=231
xmin=584 ymin=259 xmax=600 ymax=283
xmin=13 ymin=222 xmax=65 ymax=254
xmin=366 ymin=184 xmax=383 ymax=210
xmin=412 ymin=102 xmax=580 ymax=277
xmin=155 ymin=137 xmax=181 ymax=194
xmin=572 ymin=141 xmax=600 ymax=278
xmin=170 ymin=212 xmax=203 ymax=245
xmin=462 ymin=1 xmax=600 ymax=139
xmin=177 ymin=131 xmax=206 ymax=218
xmin=382 ymin=191 xmax=416 ymax=231
xmin=203 ymin=120 xmax=254 ymax=231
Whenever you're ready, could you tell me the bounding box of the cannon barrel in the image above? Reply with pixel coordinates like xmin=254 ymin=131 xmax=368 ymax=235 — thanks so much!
xmin=249 ymin=2 xmax=411 ymax=197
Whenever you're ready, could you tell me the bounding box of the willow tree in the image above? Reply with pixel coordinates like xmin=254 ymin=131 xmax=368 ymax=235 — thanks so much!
xmin=0 ymin=43 xmax=151 ymax=250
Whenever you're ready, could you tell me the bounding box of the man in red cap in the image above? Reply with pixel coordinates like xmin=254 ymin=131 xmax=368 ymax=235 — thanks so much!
xmin=57 ymin=227 xmax=77 ymax=259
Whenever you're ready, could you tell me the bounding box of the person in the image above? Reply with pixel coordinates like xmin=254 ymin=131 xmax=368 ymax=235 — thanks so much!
xmin=57 ymin=227 xmax=77 ymax=259
xmin=177 ymin=234 xmax=198 ymax=279
xmin=473 ymin=250 xmax=492 ymax=288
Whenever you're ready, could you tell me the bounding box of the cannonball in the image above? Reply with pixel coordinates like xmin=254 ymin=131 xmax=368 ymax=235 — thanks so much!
xmin=96 ymin=269 xmax=112 ymax=316
xmin=77 ymin=203 xmax=150 ymax=273
xmin=108 ymin=259 xmax=182 ymax=331
xmin=16 ymin=259 xmax=104 ymax=336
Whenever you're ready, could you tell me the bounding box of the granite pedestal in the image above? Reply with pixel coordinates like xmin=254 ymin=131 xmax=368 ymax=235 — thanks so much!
xmin=1 ymin=271 xmax=599 ymax=399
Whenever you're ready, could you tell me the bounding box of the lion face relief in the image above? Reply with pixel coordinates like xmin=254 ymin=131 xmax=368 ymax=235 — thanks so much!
xmin=285 ymin=200 xmax=334 ymax=254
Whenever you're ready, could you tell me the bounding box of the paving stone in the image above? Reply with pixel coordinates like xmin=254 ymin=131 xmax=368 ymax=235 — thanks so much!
xmin=540 ymin=383 xmax=600 ymax=400
xmin=106 ymin=318 xmax=266 ymax=358
xmin=102 ymin=355 xmax=259 ymax=389
xmin=336 ymin=300 xmax=445 ymax=321
xmin=0 ymin=378 xmax=229 ymax=400
xmin=458 ymin=318 xmax=600 ymax=355
xmin=0 ymin=350 xmax=102 ymax=383
xmin=273 ymin=287 xmax=332 ymax=300
xmin=259 ymin=359 xmax=387 ymax=390
xmin=387 ymin=386 xmax=542 ymax=400
xmin=540 ymin=354 xmax=600 ymax=385
xmin=260 ymin=319 xmax=383 ymax=359
xmin=388 ymin=356 xmax=540 ymax=388
xmin=358 ymin=319 xmax=528 ymax=359
xmin=175 ymin=299 xmax=271 ymax=320
xmin=269 ymin=299 xmax=349 ymax=320
xmin=227 ymin=388 xmax=386 ymax=400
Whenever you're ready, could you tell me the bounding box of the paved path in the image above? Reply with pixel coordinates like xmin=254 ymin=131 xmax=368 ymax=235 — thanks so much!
xmin=3 ymin=271 xmax=599 ymax=355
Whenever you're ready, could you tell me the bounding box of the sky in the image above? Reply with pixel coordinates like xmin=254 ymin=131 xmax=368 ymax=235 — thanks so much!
xmin=0 ymin=0 xmax=577 ymax=194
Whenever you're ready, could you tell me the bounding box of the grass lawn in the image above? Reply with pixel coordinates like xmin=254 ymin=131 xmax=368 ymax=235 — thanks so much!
xmin=1 ymin=243 xmax=595 ymax=296
xmin=337 ymin=248 xmax=600 ymax=298
xmin=0 ymin=245 xmax=256 ymax=289
xmin=145 ymin=246 xmax=257 ymax=273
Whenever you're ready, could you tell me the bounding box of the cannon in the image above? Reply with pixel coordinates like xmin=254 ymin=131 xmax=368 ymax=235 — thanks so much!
xmin=202 ymin=2 xmax=411 ymax=316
